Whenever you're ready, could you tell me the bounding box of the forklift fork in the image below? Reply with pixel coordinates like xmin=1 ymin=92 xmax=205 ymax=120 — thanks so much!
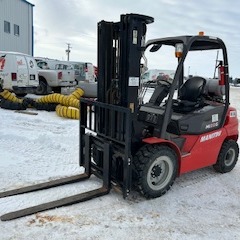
xmin=0 ymin=134 xmax=111 ymax=221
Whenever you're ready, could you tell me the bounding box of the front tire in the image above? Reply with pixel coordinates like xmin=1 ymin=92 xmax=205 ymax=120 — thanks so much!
xmin=133 ymin=145 xmax=178 ymax=198
xmin=213 ymin=140 xmax=239 ymax=173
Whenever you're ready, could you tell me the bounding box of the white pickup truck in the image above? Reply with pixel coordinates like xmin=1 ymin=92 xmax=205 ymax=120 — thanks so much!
xmin=35 ymin=60 xmax=76 ymax=95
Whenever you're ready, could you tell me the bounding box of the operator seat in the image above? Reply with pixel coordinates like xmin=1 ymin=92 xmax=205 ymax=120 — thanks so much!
xmin=173 ymin=76 xmax=206 ymax=113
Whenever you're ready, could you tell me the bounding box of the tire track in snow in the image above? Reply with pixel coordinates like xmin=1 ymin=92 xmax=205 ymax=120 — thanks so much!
xmin=175 ymin=168 xmax=220 ymax=188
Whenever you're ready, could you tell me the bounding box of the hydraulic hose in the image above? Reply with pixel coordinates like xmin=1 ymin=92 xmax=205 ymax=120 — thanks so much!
xmin=0 ymin=88 xmax=85 ymax=119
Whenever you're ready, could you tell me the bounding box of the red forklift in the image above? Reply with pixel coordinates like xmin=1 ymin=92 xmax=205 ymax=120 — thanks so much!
xmin=0 ymin=14 xmax=238 ymax=221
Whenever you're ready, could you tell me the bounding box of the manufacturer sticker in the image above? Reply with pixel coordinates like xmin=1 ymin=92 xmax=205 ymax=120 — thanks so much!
xmin=230 ymin=110 xmax=237 ymax=118
xmin=19 ymin=73 xmax=28 ymax=80
xmin=212 ymin=114 xmax=218 ymax=122
xmin=200 ymin=130 xmax=222 ymax=142
xmin=132 ymin=30 xmax=138 ymax=44
xmin=129 ymin=77 xmax=139 ymax=86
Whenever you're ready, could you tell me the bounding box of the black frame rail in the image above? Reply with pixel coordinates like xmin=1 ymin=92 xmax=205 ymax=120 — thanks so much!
xmin=80 ymin=98 xmax=133 ymax=198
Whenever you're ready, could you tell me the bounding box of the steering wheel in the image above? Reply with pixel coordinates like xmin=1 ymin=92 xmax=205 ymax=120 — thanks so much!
xmin=157 ymin=78 xmax=172 ymax=87
xmin=156 ymin=73 xmax=173 ymax=86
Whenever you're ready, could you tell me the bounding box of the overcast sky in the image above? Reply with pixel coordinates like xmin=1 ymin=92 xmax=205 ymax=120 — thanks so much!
xmin=28 ymin=0 xmax=240 ymax=78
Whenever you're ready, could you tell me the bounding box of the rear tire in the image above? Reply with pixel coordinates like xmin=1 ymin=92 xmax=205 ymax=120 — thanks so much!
xmin=133 ymin=144 xmax=178 ymax=198
xmin=35 ymin=80 xmax=48 ymax=95
xmin=213 ymin=140 xmax=239 ymax=173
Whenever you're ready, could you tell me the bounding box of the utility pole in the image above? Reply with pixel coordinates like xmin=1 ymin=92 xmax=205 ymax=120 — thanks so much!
xmin=66 ymin=43 xmax=72 ymax=61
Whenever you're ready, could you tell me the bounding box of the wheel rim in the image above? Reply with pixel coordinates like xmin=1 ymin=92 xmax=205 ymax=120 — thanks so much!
xmin=224 ymin=147 xmax=236 ymax=166
xmin=147 ymin=156 xmax=174 ymax=191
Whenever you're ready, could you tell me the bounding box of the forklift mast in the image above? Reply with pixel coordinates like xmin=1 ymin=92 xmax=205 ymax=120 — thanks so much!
xmin=97 ymin=14 xmax=154 ymax=112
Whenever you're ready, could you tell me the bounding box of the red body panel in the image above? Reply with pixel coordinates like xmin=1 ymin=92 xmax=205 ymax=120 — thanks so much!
xmin=224 ymin=106 xmax=239 ymax=140
xmin=142 ymin=106 xmax=238 ymax=175
xmin=180 ymin=129 xmax=227 ymax=174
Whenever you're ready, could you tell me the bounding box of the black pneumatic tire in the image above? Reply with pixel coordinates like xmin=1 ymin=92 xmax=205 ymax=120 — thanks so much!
xmin=15 ymin=93 xmax=27 ymax=97
xmin=133 ymin=145 xmax=178 ymax=198
xmin=213 ymin=140 xmax=239 ymax=173
xmin=0 ymin=99 xmax=26 ymax=110
xmin=35 ymin=81 xmax=48 ymax=95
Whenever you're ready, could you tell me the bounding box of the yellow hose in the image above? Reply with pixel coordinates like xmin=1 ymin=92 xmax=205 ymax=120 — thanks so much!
xmin=36 ymin=88 xmax=84 ymax=119
xmin=0 ymin=88 xmax=85 ymax=120
xmin=37 ymin=93 xmax=78 ymax=108
xmin=0 ymin=90 xmax=23 ymax=103
xmin=69 ymin=88 xmax=84 ymax=100
xmin=55 ymin=105 xmax=80 ymax=119
xmin=36 ymin=88 xmax=84 ymax=107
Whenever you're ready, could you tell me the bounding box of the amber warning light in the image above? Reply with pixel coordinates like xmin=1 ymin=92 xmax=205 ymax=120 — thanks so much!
xmin=175 ymin=43 xmax=183 ymax=58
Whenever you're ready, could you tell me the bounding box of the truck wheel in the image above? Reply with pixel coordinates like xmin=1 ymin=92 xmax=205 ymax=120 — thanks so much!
xmin=133 ymin=145 xmax=178 ymax=198
xmin=35 ymin=81 xmax=48 ymax=95
xmin=213 ymin=140 xmax=239 ymax=173
xmin=15 ymin=93 xmax=27 ymax=97
xmin=52 ymin=87 xmax=61 ymax=93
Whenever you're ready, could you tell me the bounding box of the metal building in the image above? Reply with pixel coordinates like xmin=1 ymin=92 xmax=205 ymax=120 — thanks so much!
xmin=0 ymin=0 xmax=34 ymax=55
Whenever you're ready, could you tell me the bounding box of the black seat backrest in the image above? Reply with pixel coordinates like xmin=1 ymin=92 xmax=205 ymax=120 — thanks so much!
xmin=179 ymin=77 xmax=206 ymax=102
xmin=148 ymin=84 xmax=170 ymax=106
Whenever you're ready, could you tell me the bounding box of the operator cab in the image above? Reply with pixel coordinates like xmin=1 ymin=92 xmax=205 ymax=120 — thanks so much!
xmin=138 ymin=34 xmax=229 ymax=143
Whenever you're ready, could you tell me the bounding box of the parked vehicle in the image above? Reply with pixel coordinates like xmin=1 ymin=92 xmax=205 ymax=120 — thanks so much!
xmin=233 ymin=78 xmax=240 ymax=86
xmin=70 ymin=61 xmax=97 ymax=98
xmin=141 ymin=69 xmax=175 ymax=86
xmin=0 ymin=51 xmax=39 ymax=96
xmin=77 ymin=81 xmax=97 ymax=98
xmin=70 ymin=61 xmax=96 ymax=83
xmin=36 ymin=59 xmax=74 ymax=70
xmin=35 ymin=59 xmax=76 ymax=95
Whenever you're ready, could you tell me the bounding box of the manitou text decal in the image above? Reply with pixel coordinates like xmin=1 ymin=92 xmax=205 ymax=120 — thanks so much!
xmin=205 ymin=114 xmax=219 ymax=129
xmin=200 ymin=130 xmax=222 ymax=143
xmin=205 ymin=122 xmax=218 ymax=129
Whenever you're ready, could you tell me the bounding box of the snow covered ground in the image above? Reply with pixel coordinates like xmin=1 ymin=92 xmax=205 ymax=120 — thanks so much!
xmin=0 ymin=88 xmax=240 ymax=240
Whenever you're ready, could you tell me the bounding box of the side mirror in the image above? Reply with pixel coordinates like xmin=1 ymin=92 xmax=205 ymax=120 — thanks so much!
xmin=149 ymin=44 xmax=162 ymax=52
